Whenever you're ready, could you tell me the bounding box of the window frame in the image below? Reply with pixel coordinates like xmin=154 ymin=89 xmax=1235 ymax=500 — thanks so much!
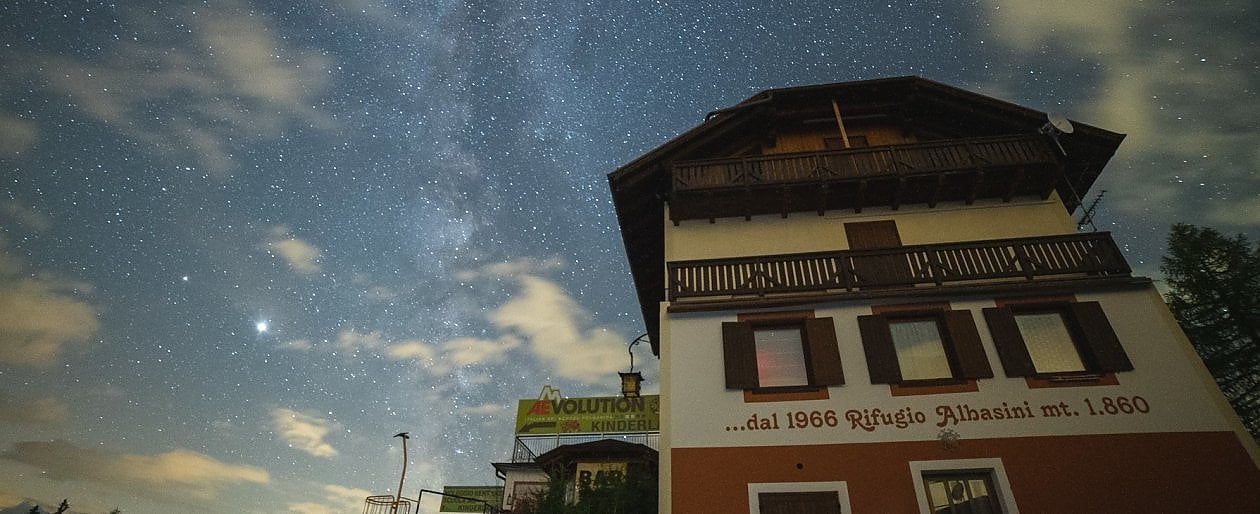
xmin=748 ymin=481 xmax=849 ymax=514
xmin=983 ymin=299 xmax=1132 ymax=386
xmin=722 ymin=311 xmax=844 ymax=397
xmin=909 ymin=459 xmax=1018 ymax=514
xmin=858 ymin=305 xmax=993 ymax=393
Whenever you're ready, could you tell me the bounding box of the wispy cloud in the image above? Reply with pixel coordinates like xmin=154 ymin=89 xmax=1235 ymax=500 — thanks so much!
xmin=0 ymin=113 xmax=37 ymax=155
xmin=491 ymin=274 xmax=627 ymax=383
xmin=0 ymin=393 xmax=70 ymax=426
xmin=270 ymin=408 xmax=340 ymax=458
xmin=286 ymin=484 xmax=375 ymax=514
xmin=0 ymin=271 xmax=99 ymax=367
xmin=0 ymin=440 xmax=268 ymax=500
xmin=267 ymin=226 xmax=323 ymax=274
xmin=27 ymin=1 xmax=333 ymax=178
xmin=986 ymin=2 xmax=1260 ymax=230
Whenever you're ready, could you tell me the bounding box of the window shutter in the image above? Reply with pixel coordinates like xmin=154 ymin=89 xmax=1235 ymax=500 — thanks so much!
xmin=944 ymin=310 xmax=993 ymax=379
xmin=804 ymin=317 xmax=844 ymax=386
xmin=1070 ymin=302 xmax=1134 ymax=372
xmin=982 ymin=307 xmax=1036 ymax=377
xmin=858 ymin=315 xmax=901 ymax=384
xmin=722 ymin=322 xmax=759 ymax=389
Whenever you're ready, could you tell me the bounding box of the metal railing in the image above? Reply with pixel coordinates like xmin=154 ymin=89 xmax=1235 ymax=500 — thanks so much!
xmin=672 ymin=134 xmax=1057 ymax=191
xmin=667 ymin=232 xmax=1129 ymax=301
xmin=511 ymin=432 xmax=661 ymax=463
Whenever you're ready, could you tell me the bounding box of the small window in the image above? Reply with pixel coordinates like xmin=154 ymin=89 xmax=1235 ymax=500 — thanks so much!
xmin=983 ymin=301 xmax=1132 ymax=380
xmin=723 ymin=315 xmax=844 ymax=391
xmin=890 ymin=318 xmax=954 ymax=381
xmin=759 ymin=491 xmax=841 ymax=514
xmin=1013 ymin=312 xmax=1086 ymax=373
xmin=922 ymin=471 xmax=1004 ymax=514
xmin=755 ymin=326 xmax=810 ymax=387
xmin=859 ymin=309 xmax=993 ymax=387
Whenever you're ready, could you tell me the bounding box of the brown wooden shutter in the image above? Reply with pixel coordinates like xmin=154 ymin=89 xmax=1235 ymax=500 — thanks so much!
xmin=944 ymin=310 xmax=994 ymax=379
xmin=722 ymin=322 xmax=759 ymax=389
xmin=858 ymin=315 xmax=901 ymax=383
xmin=982 ymin=307 xmax=1037 ymax=377
xmin=804 ymin=317 xmax=844 ymax=386
xmin=1070 ymin=301 xmax=1134 ymax=372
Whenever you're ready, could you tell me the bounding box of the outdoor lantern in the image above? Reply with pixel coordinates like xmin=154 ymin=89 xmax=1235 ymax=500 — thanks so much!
xmin=619 ymin=371 xmax=644 ymax=398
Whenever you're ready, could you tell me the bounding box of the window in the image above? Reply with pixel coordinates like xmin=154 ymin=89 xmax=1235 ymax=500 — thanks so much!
xmin=759 ymin=491 xmax=841 ymax=514
xmin=723 ymin=314 xmax=844 ymax=392
xmin=983 ymin=301 xmax=1132 ymax=380
xmin=910 ymin=459 xmax=1016 ymax=514
xmin=858 ymin=308 xmax=993 ymax=387
xmin=921 ymin=471 xmax=1003 ymax=514
xmin=748 ymin=481 xmax=849 ymax=514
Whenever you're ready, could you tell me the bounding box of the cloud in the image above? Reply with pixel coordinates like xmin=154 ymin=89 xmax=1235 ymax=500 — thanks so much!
xmin=492 ymin=275 xmax=628 ymax=383
xmin=0 ymin=393 xmax=70 ymax=426
xmin=287 ymin=484 xmax=374 ymax=514
xmin=0 ymin=440 xmax=268 ymax=500
xmin=0 ymin=113 xmax=37 ymax=155
xmin=266 ymin=226 xmax=323 ymax=274
xmin=386 ymin=339 xmax=437 ymax=361
xmin=0 ymin=201 xmax=52 ymax=232
xmin=30 ymin=1 xmax=333 ymax=178
xmin=0 ymin=275 xmax=99 ymax=367
xmin=986 ymin=2 xmax=1260 ymax=230
xmin=335 ymin=328 xmax=386 ymax=353
xmin=271 ymin=408 xmax=340 ymax=458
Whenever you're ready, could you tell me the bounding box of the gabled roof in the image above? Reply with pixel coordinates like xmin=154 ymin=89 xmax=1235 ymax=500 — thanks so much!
xmin=534 ymin=439 xmax=658 ymax=469
xmin=607 ymin=76 xmax=1125 ymax=355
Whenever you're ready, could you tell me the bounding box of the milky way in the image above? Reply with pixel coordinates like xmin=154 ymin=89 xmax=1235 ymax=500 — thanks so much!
xmin=1 ymin=1 xmax=1257 ymax=513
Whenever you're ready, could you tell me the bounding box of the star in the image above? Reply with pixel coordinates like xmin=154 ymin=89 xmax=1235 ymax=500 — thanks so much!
xmin=256 ymin=321 xmax=269 ymax=333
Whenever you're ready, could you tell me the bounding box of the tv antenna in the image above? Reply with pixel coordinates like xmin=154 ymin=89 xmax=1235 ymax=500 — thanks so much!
xmin=1040 ymin=112 xmax=1075 ymax=155
xmin=1076 ymin=190 xmax=1106 ymax=232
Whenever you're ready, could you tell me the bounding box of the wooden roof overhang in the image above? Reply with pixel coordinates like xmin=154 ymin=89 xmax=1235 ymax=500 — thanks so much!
xmin=607 ymin=77 xmax=1125 ymax=355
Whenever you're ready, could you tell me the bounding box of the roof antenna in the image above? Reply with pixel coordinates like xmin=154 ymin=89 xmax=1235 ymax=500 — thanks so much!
xmin=1040 ymin=112 xmax=1075 ymax=155
xmin=1076 ymin=190 xmax=1107 ymax=232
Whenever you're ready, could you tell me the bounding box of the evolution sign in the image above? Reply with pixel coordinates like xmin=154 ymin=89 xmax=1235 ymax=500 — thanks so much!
xmin=514 ymin=392 xmax=660 ymax=435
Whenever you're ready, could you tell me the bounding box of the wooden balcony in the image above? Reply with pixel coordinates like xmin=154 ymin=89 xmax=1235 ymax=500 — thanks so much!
xmin=667 ymin=232 xmax=1129 ymax=302
xmin=669 ymin=134 xmax=1063 ymax=221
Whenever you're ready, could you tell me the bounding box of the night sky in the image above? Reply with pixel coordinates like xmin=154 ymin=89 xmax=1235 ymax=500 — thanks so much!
xmin=1 ymin=2 xmax=1257 ymax=513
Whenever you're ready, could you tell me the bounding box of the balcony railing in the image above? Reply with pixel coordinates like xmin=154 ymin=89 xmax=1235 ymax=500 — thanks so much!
xmin=667 ymin=232 xmax=1129 ymax=301
xmin=511 ymin=432 xmax=661 ymax=463
xmin=672 ymin=134 xmax=1058 ymax=192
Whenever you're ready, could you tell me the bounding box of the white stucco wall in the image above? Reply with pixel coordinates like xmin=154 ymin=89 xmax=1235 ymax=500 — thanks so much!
xmin=662 ymin=286 xmax=1243 ymax=449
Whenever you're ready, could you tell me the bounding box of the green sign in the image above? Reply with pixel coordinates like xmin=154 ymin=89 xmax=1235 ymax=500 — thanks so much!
xmin=514 ymin=395 xmax=660 ymax=435
xmin=438 ymin=486 xmax=503 ymax=513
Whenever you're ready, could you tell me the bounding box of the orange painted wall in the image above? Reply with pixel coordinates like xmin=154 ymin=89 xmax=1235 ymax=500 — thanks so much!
xmin=671 ymin=431 xmax=1260 ymax=513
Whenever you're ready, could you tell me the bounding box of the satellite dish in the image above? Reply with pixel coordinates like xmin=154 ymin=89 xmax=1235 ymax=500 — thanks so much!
xmin=1046 ymin=112 xmax=1075 ymax=134
xmin=1040 ymin=113 xmax=1074 ymax=154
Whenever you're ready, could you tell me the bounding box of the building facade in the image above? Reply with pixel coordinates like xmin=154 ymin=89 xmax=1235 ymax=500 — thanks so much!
xmin=608 ymin=77 xmax=1260 ymax=513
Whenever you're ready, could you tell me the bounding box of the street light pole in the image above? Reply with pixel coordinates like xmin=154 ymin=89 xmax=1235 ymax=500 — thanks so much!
xmin=391 ymin=432 xmax=410 ymax=514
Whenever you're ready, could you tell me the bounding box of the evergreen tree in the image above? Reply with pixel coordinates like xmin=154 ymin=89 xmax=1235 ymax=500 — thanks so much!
xmin=1161 ymin=223 xmax=1260 ymax=439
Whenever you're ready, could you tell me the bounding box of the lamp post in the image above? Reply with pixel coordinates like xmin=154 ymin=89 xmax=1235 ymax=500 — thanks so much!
xmin=391 ymin=432 xmax=409 ymax=514
xmin=620 ymin=333 xmax=648 ymax=398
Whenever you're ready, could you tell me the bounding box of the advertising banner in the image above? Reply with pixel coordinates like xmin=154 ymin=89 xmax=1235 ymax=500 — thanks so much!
xmin=438 ymin=485 xmax=503 ymax=513
xmin=514 ymin=394 xmax=660 ymax=435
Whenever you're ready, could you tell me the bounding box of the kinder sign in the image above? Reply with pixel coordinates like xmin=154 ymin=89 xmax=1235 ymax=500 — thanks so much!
xmin=514 ymin=386 xmax=660 ymax=435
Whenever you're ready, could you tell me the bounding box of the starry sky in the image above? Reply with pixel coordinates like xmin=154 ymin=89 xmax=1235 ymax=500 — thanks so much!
xmin=0 ymin=1 xmax=1256 ymax=513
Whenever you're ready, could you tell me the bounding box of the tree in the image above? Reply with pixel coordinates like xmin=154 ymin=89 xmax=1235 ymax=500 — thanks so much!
xmin=518 ymin=463 xmax=657 ymax=514
xmin=1161 ymin=223 xmax=1260 ymax=439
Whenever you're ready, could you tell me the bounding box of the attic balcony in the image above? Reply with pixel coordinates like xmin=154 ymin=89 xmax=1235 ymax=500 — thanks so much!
xmin=669 ymin=134 xmax=1063 ymax=222
xmin=667 ymin=232 xmax=1130 ymax=304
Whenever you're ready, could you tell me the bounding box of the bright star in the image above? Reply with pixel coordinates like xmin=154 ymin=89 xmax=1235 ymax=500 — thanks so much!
xmin=256 ymin=321 xmax=269 ymax=333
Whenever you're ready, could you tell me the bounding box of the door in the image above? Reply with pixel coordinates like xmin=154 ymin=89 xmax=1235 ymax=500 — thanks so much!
xmin=845 ymin=220 xmax=912 ymax=287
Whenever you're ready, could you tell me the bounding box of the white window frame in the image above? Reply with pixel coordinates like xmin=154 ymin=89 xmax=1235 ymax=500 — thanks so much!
xmin=909 ymin=458 xmax=1019 ymax=514
xmin=747 ymin=480 xmax=849 ymax=514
